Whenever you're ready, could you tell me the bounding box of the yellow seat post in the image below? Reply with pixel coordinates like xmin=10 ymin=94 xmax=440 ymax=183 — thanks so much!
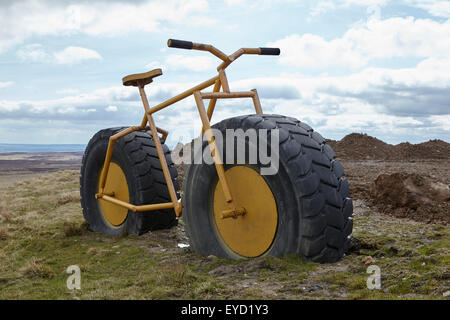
xmin=137 ymin=81 xmax=182 ymax=216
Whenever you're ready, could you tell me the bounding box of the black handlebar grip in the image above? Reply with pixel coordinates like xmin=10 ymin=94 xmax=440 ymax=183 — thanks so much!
xmin=259 ymin=47 xmax=281 ymax=55
xmin=167 ymin=39 xmax=193 ymax=50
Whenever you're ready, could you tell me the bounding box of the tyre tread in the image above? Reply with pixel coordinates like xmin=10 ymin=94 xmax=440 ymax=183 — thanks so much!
xmin=80 ymin=127 xmax=178 ymax=236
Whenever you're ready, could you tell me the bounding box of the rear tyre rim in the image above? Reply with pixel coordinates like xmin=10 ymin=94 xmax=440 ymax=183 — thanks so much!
xmin=213 ymin=166 xmax=278 ymax=258
xmin=98 ymin=162 xmax=130 ymax=226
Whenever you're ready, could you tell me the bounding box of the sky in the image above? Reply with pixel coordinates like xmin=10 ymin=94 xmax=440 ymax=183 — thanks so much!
xmin=0 ymin=0 xmax=449 ymax=146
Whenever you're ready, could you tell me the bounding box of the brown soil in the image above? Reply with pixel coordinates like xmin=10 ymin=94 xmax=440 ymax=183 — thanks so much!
xmin=343 ymin=159 xmax=450 ymax=225
xmin=327 ymin=133 xmax=392 ymax=160
xmin=325 ymin=134 xmax=450 ymax=224
xmin=327 ymin=134 xmax=450 ymax=160
xmin=369 ymin=172 xmax=450 ymax=224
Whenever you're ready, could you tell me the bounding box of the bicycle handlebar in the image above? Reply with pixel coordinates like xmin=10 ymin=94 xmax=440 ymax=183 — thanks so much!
xmin=167 ymin=39 xmax=194 ymax=50
xmin=259 ymin=47 xmax=280 ymax=55
xmin=167 ymin=39 xmax=280 ymax=57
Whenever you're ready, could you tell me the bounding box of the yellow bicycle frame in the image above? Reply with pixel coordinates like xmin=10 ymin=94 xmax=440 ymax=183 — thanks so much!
xmin=95 ymin=40 xmax=278 ymax=219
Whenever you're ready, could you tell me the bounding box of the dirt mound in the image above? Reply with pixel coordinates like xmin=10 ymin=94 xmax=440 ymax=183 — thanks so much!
xmin=327 ymin=133 xmax=392 ymax=160
xmin=390 ymin=140 xmax=450 ymax=160
xmin=369 ymin=172 xmax=450 ymax=224
xmin=327 ymin=134 xmax=450 ymax=160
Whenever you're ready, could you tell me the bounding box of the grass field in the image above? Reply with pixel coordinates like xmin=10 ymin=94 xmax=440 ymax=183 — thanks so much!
xmin=0 ymin=170 xmax=449 ymax=299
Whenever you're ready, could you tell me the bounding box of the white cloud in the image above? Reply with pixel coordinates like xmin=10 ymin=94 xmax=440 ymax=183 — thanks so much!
xmin=270 ymin=17 xmax=450 ymax=69
xmin=311 ymin=0 xmax=450 ymax=19
xmin=225 ymin=0 xmax=245 ymax=5
xmin=0 ymin=0 xmax=213 ymax=53
xmin=406 ymin=0 xmax=450 ymax=18
xmin=310 ymin=1 xmax=337 ymax=16
xmin=145 ymin=61 xmax=162 ymax=70
xmin=164 ymin=54 xmax=216 ymax=71
xmin=105 ymin=105 xmax=118 ymax=112
xmin=16 ymin=44 xmax=50 ymax=62
xmin=0 ymin=59 xmax=449 ymax=145
xmin=346 ymin=17 xmax=450 ymax=59
xmin=214 ymin=54 xmax=450 ymax=142
xmin=54 ymin=46 xmax=102 ymax=64
xmin=147 ymin=55 xmax=217 ymax=72
xmin=0 ymin=80 xmax=196 ymax=122
xmin=429 ymin=114 xmax=450 ymax=131
xmin=311 ymin=0 xmax=387 ymax=16
xmin=0 ymin=81 xmax=14 ymax=88
xmin=56 ymin=88 xmax=79 ymax=95
xmin=269 ymin=33 xmax=367 ymax=68
xmin=342 ymin=0 xmax=388 ymax=5
xmin=17 ymin=44 xmax=102 ymax=64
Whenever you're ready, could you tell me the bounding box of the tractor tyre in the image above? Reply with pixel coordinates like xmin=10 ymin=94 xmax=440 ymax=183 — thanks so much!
xmin=80 ymin=127 xmax=178 ymax=236
xmin=182 ymin=114 xmax=353 ymax=262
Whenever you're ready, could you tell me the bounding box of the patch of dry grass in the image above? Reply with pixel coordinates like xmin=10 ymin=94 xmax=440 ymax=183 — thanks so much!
xmin=156 ymin=257 xmax=190 ymax=286
xmin=57 ymin=191 xmax=80 ymax=206
xmin=63 ymin=221 xmax=88 ymax=237
xmin=0 ymin=206 xmax=13 ymax=223
xmin=0 ymin=227 xmax=9 ymax=240
xmin=20 ymin=257 xmax=54 ymax=279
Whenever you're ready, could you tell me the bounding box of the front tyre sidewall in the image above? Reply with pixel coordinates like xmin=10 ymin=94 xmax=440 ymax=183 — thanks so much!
xmin=183 ymin=143 xmax=299 ymax=259
xmin=81 ymin=137 xmax=135 ymax=236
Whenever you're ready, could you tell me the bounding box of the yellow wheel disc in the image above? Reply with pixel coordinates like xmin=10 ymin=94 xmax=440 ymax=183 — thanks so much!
xmin=98 ymin=162 xmax=130 ymax=226
xmin=213 ymin=166 xmax=278 ymax=258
